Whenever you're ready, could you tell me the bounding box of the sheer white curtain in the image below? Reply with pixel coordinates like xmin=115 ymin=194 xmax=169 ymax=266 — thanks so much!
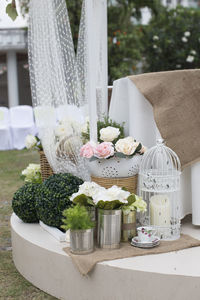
xmin=28 ymin=0 xmax=108 ymax=180
xmin=28 ymin=0 xmax=87 ymax=179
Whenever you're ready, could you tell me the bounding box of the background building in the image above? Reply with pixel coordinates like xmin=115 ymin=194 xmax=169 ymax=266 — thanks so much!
xmin=0 ymin=0 xmax=31 ymax=108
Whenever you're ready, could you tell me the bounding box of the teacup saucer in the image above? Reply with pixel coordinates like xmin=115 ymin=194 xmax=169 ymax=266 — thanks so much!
xmin=131 ymin=236 xmax=160 ymax=248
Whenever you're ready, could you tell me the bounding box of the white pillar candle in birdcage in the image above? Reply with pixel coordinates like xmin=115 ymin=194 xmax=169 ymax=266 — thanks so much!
xmin=139 ymin=139 xmax=181 ymax=240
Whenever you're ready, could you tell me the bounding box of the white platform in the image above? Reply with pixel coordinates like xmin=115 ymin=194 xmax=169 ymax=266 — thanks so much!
xmin=11 ymin=213 xmax=200 ymax=300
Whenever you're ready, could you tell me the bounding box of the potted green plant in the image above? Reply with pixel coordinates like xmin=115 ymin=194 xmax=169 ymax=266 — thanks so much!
xmin=62 ymin=204 xmax=95 ymax=254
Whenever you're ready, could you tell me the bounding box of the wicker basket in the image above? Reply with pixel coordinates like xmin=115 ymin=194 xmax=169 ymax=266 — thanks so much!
xmin=91 ymin=175 xmax=138 ymax=194
xmin=39 ymin=151 xmax=54 ymax=181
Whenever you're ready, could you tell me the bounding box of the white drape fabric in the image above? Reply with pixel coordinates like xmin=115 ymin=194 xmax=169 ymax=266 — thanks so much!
xmin=28 ymin=0 xmax=108 ymax=180
xmin=28 ymin=0 xmax=88 ymax=179
xmin=109 ymin=77 xmax=195 ymax=222
xmin=0 ymin=107 xmax=12 ymax=150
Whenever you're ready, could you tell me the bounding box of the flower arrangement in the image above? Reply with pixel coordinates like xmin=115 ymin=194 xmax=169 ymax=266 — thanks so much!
xmin=25 ymin=134 xmax=43 ymax=151
xmin=21 ymin=163 xmax=42 ymax=184
xmin=80 ymin=118 xmax=146 ymax=160
xmin=70 ymin=181 xmax=147 ymax=211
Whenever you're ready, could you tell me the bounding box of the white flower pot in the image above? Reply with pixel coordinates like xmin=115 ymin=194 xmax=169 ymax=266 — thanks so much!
xmin=88 ymin=155 xmax=142 ymax=178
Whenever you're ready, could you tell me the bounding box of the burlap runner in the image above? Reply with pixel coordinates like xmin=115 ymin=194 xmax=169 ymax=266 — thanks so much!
xmin=129 ymin=69 xmax=200 ymax=168
xmin=63 ymin=234 xmax=200 ymax=275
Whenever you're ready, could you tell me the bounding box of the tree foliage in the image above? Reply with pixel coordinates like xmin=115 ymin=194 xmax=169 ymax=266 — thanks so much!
xmin=6 ymin=0 xmax=159 ymax=84
xmin=142 ymin=5 xmax=200 ymax=72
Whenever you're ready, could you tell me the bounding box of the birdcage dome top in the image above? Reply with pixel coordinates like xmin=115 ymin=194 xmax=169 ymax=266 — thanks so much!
xmin=139 ymin=139 xmax=181 ymax=176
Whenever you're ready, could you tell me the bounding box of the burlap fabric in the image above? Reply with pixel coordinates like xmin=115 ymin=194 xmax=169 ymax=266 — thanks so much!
xmin=63 ymin=234 xmax=200 ymax=275
xmin=129 ymin=69 xmax=200 ymax=168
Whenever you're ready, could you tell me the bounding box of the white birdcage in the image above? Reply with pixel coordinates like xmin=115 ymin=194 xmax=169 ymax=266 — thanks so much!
xmin=139 ymin=139 xmax=181 ymax=240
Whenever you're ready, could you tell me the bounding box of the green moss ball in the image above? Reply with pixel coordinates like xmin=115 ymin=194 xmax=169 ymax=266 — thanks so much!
xmin=12 ymin=183 xmax=41 ymax=223
xmin=35 ymin=173 xmax=83 ymax=228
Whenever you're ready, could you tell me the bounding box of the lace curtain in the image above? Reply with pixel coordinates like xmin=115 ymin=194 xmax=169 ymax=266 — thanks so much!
xmin=28 ymin=0 xmax=107 ymax=180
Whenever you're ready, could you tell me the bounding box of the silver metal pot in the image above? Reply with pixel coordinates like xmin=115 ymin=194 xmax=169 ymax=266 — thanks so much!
xmin=97 ymin=209 xmax=121 ymax=249
xmin=70 ymin=228 xmax=94 ymax=255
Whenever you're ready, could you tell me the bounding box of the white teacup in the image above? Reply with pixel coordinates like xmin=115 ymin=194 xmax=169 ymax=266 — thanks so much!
xmin=137 ymin=226 xmax=156 ymax=243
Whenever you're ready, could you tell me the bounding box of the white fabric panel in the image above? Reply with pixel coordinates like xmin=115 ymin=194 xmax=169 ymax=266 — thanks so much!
xmin=109 ymin=77 xmax=195 ymax=221
xmin=10 ymin=105 xmax=36 ymax=150
xmin=0 ymin=107 xmax=13 ymax=150
xmin=191 ymin=162 xmax=200 ymax=225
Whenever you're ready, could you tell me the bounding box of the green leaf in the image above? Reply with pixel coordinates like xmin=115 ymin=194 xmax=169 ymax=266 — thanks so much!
xmin=97 ymin=200 xmax=122 ymax=210
xmin=89 ymin=156 xmax=99 ymax=162
xmin=73 ymin=194 xmax=94 ymax=207
xmin=127 ymin=194 xmax=136 ymax=206
xmin=115 ymin=152 xmax=127 ymax=158
xmin=135 ymin=143 xmax=142 ymax=153
xmin=6 ymin=3 xmax=18 ymax=21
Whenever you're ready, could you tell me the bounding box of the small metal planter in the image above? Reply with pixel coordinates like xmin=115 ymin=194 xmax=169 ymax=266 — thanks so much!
xmin=70 ymin=228 xmax=94 ymax=255
xmin=121 ymin=210 xmax=136 ymax=242
xmin=97 ymin=209 xmax=121 ymax=249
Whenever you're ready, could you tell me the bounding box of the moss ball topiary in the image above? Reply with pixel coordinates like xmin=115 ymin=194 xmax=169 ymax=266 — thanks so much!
xmin=12 ymin=183 xmax=41 ymax=223
xmin=35 ymin=173 xmax=83 ymax=229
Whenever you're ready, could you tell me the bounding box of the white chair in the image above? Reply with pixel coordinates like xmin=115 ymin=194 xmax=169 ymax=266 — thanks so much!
xmin=10 ymin=105 xmax=36 ymax=150
xmin=0 ymin=107 xmax=13 ymax=150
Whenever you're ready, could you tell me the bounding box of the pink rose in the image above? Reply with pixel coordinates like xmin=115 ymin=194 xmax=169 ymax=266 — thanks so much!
xmin=94 ymin=142 xmax=114 ymax=159
xmin=80 ymin=142 xmax=96 ymax=158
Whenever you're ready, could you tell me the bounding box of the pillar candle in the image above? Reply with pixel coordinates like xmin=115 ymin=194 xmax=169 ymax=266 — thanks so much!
xmin=150 ymin=194 xmax=170 ymax=227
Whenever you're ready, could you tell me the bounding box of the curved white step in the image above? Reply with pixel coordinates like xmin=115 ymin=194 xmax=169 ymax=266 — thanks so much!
xmin=11 ymin=213 xmax=200 ymax=300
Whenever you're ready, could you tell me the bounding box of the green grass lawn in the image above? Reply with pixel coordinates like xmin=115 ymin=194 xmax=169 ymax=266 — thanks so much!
xmin=0 ymin=150 xmax=58 ymax=299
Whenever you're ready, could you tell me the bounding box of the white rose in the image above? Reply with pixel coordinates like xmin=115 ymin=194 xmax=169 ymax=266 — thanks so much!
xmin=93 ymin=185 xmax=129 ymax=204
xmin=107 ymin=186 xmax=130 ymax=203
xmin=25 ymin=135 xmax=37 ymax=149
xmin=153 ymin=35 xmax=159 ymax=41
xmin=184 ymin=31 xmax=191 ymax=37
xmin=55 ymin=125 xmax=73 ymax=139
xmin=100 ymin=126 xmax=120 ymax=142
xmin=153 ymin=45 xmax=158 ymax=49
xmin=186 ymin=55 xmax=194 ymax=63
xmin=182 ymin=37 xmax=188 ymax=43
xmin=70 ymin=181 xmax=105 ymax=201
xmin=61 ymin=118 xmax=81 ymax=134
xmin=115 ymin=137 xmax=138 ymax=156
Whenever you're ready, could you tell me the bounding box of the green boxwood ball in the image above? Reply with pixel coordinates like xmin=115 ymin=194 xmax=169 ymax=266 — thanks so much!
xmin=12 ymin=183 xmax=41 ymax=223
xmin=35 ymin=173 xmax=83 ymax=229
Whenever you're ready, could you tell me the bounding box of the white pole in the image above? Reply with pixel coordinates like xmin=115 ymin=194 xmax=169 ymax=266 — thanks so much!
xmin=6 ymin=50 xmax=19 ymax=107
xmin=85 ymin=0 xmax=98 ymax=142
xmin=102 ymin=0 xmax=108 ymax=116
